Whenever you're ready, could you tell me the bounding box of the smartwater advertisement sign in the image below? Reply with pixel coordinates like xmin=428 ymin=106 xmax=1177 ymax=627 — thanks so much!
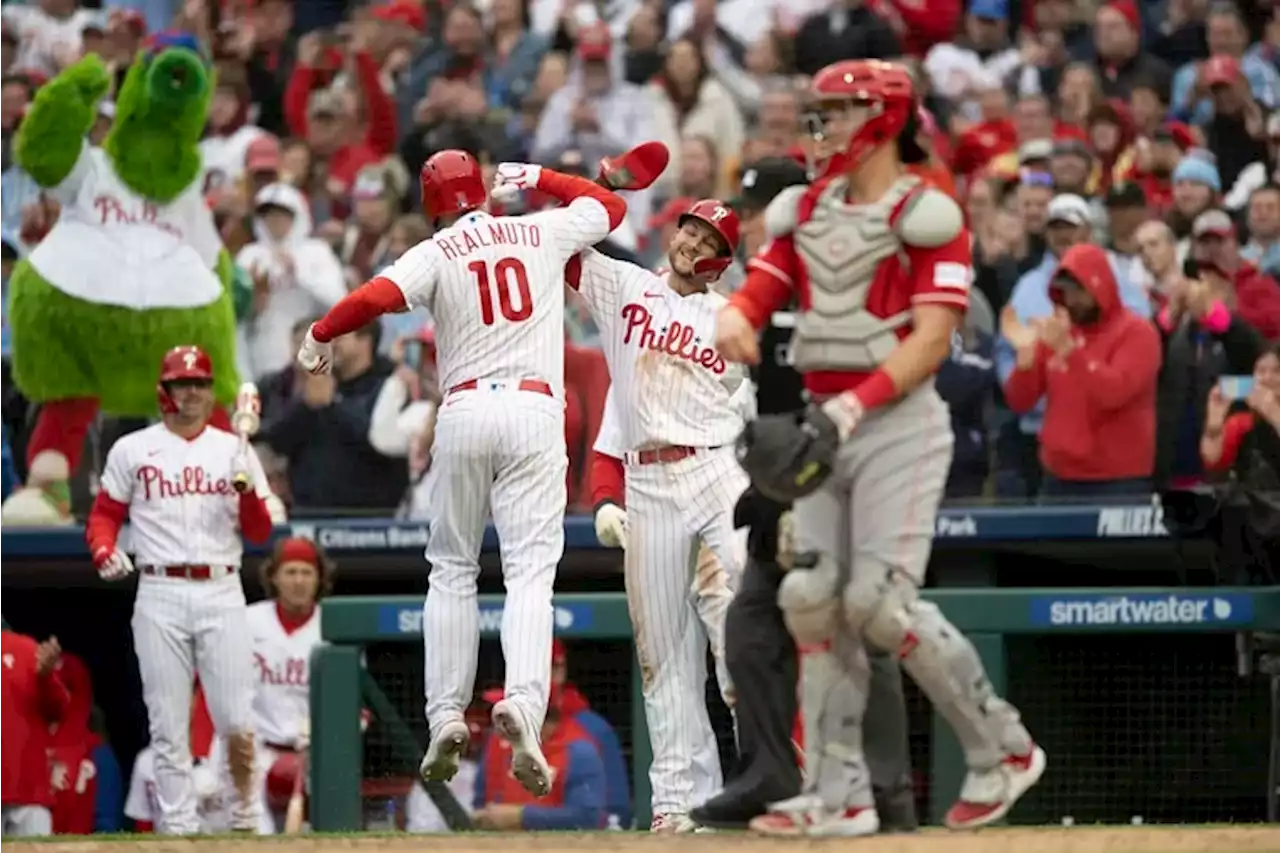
xmin=1029 ymin=593 xmax=1254 ymax=628
xmin=378 ymin=600 xmax=596 ymax=636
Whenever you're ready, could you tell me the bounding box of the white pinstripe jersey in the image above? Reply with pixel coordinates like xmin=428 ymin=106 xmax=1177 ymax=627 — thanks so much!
xmin=578 ymin=251 xmax=755 ymax=453
xmin=379 ymin=199 xmax=614 ymax=399
xmin=247 ymin=600 xmax=320 ymax=746
xmin=99 ymin=423 xmax=269 ymax=567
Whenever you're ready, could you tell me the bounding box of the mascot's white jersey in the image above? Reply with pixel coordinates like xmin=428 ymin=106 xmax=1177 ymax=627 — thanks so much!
xmin=28 ymin=144 xmax=224 ymax=310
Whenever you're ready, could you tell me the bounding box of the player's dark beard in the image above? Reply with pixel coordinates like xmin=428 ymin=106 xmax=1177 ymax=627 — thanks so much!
xmin=1067 ymin=303 xmax=1102 ymax=326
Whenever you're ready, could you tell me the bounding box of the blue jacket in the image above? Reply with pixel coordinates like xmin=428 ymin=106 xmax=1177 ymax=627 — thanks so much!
xmin=474 ymin=726 xmax=607 ymax=831
xmin=572 ymin=708 xmax=632 ymax=828
xmin=995 ymin=250 xmax=1152 ymax=435
xmin=936 ymin=328 xmax=996 ymax=472
xmin=92 ymin=743 xmax=124 ymax=832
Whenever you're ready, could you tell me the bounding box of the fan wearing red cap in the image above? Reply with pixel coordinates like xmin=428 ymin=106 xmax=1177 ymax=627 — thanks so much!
xmin=566 ymin=195 xmax=750 ymax=833
xmin=717 ymin=59 xmax=1045 ymax=836
xmin=298 ymin=149 xmax=630 ymax=805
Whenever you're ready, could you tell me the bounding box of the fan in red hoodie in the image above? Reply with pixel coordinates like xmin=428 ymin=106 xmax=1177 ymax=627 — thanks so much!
xmin=47 ymin=654 xmax=124 ymax=834
xmin=1003 ymin=243 xmax=1162 ymax=499
xmin=1 ymin=630 xmax=68 ymax=837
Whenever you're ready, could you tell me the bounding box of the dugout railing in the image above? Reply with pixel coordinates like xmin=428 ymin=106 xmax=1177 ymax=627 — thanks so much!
xmin=310 ymin=588 xmax=1280 ymax=830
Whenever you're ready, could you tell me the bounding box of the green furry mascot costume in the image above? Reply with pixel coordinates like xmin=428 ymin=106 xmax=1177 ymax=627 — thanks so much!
xmin=3 ymin=34 xmax=240 ymax=524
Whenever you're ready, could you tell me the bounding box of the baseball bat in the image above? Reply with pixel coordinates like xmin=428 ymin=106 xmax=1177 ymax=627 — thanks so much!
xmin=231 ymin=382 xmax=261 ymax=491
xmin=284 ymin=721 xmax=309 ymax=834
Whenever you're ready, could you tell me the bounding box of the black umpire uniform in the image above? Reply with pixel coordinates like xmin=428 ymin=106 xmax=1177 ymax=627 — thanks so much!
xmin=692 ymin=159 xmax=918 ymax=831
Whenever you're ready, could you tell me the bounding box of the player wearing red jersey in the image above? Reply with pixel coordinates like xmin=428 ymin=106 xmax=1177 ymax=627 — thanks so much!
xmin=716 ymin=60 xmax=1046 ymax=836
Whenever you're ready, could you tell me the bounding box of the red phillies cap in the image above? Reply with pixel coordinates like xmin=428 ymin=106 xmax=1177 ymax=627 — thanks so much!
xmin=576 ymin=23 xmax=611 ymax=61
xmin=1203 ymin=55 xmax=1243 ymax=88
xmin=372 ymin=1 xmax=426 ymax=32
xmin=245 ymin=135 xmax=281 ymax=173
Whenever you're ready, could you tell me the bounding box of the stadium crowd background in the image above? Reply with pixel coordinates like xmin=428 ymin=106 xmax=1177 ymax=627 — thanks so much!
xmin=3 ymin=0 xmax=1280 ymax=515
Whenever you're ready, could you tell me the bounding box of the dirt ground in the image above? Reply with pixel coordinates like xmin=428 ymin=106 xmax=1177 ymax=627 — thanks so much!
xmin=8 ymin=826 xmax=1280 ymax=853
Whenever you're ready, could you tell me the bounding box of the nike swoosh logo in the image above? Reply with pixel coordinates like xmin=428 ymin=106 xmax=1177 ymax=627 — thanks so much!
xmin=147 ymin=450 xmax=162 ymax=457
xmin=644 ymin=291 xmax=664 ymax=298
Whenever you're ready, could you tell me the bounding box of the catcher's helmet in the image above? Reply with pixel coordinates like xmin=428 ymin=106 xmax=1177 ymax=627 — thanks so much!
xmin=735 ymin=408 xmax=840 ymax=503
xmin=420 ymin=149 xmax=486 ymax=220
xmin=677 ymin=199 xmax=740 ymax=280
xmin=157 ymin=345 xmax=214 ymax=414
xmin=807 ymin=59 xmax=923 ymax=176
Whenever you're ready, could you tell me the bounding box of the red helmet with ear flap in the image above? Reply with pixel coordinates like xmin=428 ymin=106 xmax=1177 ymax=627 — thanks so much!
xmin=678 ymin=199 xmax=740 ymax=279
xmin=809 ymin=59 xmax=918 ymax=172
xmin=157 ymin=345 xmax=214 ymax=414
xmin=420 ymin=149 xmax=486 ymax=220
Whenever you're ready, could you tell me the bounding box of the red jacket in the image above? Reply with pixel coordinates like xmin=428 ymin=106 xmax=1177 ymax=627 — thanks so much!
xmin=950 ymin=119 xmax=1017 ymax=177
xmin=1 ymin=631 xmax=69 ymax=807
xmin=48 ymin=655 xmax=98 ymax=834
xmin=1226 ymin=262 xmax=1280 ymax=340
xmin=1003 ymin=244 xmax=1162 ymax=481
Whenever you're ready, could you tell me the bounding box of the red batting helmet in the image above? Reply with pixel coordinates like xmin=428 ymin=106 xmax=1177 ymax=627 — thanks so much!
xmin=157 ymin=345 xmax=214 ymax=413
xmin=265 ymin=752 xmax=302 ymax=812
xmin=808 ymin=60 xmax=920 ymax=176
xmin=677 ymin=199 xmax=740 ymax=280
xmin=420 ymin=149 xmax=486 ymax=220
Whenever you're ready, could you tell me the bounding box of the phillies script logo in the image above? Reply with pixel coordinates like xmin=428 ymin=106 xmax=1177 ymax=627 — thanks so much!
xmin=137 ymin=466 xmax=234 ymax=500
xmin=620 ymin=304 xmax=726 ymax=375
xmin=254 ymin=652 xmax=308 ymax=686
xmin=94 ymin=195 xmax=184 ymax=237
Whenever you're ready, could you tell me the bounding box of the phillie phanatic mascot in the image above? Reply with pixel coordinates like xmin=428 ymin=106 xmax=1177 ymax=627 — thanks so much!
xmin=4 ymin=35 xmax=245 ymax=524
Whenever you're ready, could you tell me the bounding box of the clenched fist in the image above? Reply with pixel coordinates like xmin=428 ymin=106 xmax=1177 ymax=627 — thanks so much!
xmin=296 ymin=324 xmax=333 ymax=375
xmin=93 ymin=546 xmax=135 ymax=581
xmin=490 ymin=163 xmax=543 ymax=204
xmin=594 ymin=502 xmax=628 ymax=549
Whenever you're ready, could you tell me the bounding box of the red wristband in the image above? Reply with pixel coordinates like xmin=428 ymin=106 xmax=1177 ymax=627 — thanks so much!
xmin=851 ymin=369 xmax=898 ymax=412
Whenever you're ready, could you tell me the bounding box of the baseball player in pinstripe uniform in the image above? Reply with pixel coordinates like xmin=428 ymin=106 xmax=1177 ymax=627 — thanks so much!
xmin=578 ymin=200 xmax=752 ymax=832
xmin=85 ymin=345 xmax=276 ymax=835
xmin=718 ymin=60 xmax=1045 ymax=835
xmin=298 ymin=150 xmax=629 ymax=799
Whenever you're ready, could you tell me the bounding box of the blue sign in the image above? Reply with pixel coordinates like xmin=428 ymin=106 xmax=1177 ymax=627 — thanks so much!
xmin=1029 ymin=593 xmax=1255 ymax=628
xmin=378 ymin=600 xmax=596 ymax=636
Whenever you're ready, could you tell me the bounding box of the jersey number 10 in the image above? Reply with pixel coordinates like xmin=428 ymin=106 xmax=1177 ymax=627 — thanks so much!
xmin=469 ymin=258 xmax=533 ymax=326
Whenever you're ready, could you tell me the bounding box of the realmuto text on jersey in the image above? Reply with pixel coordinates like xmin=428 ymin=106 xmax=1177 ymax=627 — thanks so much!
xmin=137 ymin=465 xmax=236 ymax=500
xmin=621 ymin=303 xmax=726 ymax=375
xmin=436 ymin=220 xmax=543 ymax=261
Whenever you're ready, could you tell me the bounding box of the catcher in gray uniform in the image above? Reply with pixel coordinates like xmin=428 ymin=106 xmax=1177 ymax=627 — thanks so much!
xmin=716 ymin=58 xmax=1047 ymax=836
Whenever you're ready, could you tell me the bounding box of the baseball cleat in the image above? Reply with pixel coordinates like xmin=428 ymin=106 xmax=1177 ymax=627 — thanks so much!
xmin=944 ymin=744 xmax=1047 ymax=830
xmin=749 ymin=794 xmax=880 ymax=836
xmin=419 ymin=719 xmax=470 ymax=783
xmin=650 ymin=812 xmax=698 ymax=833
xmin=491 ymin=700 xmax=552 ymax=797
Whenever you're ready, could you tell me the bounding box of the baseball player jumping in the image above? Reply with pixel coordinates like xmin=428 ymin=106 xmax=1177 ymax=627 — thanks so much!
xmin=578 ymin=199 xmax=753 ymax=832
xmin=297 ymin=150 xmax=628 ymax=798
xmin=86 ymin=345 xmax=275 ymax=834
xmin=717 ymin=60 xmax=1045 ymax=835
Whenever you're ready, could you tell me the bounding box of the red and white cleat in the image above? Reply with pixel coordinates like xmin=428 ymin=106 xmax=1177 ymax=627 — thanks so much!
xmin=748 ymin=794 xmax=880 ymax=837
xmin=650 ymin=812 xmax=698 ymax=833
xmin=945 ymin=745 xmax=1047 ymax=830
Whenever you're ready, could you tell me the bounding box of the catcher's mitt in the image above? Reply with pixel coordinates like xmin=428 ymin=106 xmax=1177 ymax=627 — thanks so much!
xmin=735 ymin=407 xmax=839 ymax=503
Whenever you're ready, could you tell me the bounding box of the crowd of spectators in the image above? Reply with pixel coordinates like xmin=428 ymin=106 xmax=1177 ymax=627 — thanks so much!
xmin=1 ymin=0 xmax=1279 ymax=519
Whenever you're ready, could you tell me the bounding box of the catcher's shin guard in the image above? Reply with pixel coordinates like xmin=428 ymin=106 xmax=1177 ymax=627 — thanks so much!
xmin=865 ymin=651 xmax=919 ymax=831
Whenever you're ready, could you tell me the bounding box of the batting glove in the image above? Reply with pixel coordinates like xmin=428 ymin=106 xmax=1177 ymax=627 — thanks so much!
xmin=818 ymin=392 xmax=865 ymax=442
xmin=490 ymin=163 xmax=543 ymax=205
xmin=93 ymin=546 xmax=135 ymax=581
xmin=594 ymin=502 xmax=628 ymax=549
xmin=297 ymin=324 xmax=333 ymax=375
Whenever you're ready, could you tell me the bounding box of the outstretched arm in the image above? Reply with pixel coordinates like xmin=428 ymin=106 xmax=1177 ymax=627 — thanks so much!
xmin=15 ymin=55 xmax=111 ymax=193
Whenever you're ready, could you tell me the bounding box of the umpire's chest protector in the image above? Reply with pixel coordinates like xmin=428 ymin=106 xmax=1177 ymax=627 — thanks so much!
xmin=785 ymin=174 xmax=925 ymax=373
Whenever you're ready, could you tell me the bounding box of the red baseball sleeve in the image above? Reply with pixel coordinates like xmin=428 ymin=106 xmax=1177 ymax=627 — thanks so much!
xmin=903 ymin=231 xmax=972 ymax=312
xmin=86 ymin=492 xmax=129 ymax=561
xmin=311 ymin=277 xmax=408 ymax=343
xmin=733 ymin=237 xmax=800 ymax=329
xmin=589 ymin=451 xmax=625 ymax=509
xmin=1206 ymin=412 xmax=1255 ymax=472
xmin=38 ymin=670 xmax=70 ymax=722
xmin=536 ymin=170 xmax=627 ymax=230
xmin=238 ymin=492 xmax=274 ymax=544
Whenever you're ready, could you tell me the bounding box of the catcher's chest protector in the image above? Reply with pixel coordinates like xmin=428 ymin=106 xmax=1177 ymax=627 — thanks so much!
xmin=791 ymin=175 xmax=920 ymax=373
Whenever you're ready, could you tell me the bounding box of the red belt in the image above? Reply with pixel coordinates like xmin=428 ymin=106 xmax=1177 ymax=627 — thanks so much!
xmin=629 ymin=445 xmax=716 ymax=465
xmin=140 ymin=565 xmax=233 ymax=581
xmin=447 ymin=378 xmax=553 ymax=397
